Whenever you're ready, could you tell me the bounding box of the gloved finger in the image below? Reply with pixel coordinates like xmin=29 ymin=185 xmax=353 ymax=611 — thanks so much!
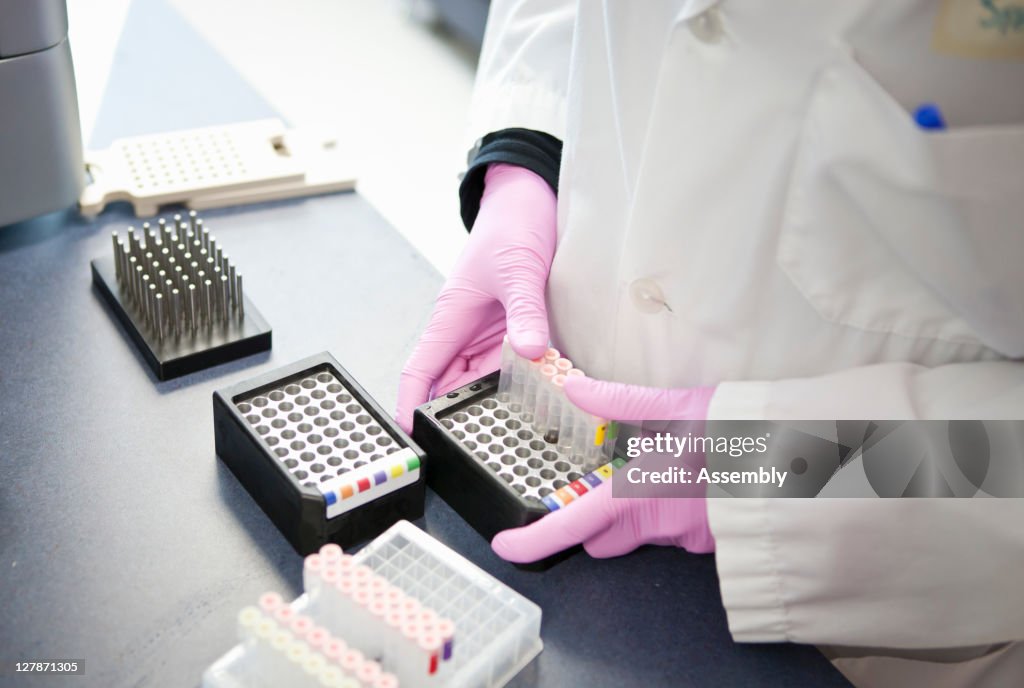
xmin=491 ymin=482 xmax=616 ymax=563
xmin=431 ymin=320 xmax=504 ymax=398
xmin=501 ymin=271 xmax=551 ymax=361
xmin=396 ymin=288 xmax=496 ymax=433
xmin=433 ymin=356 xmax=468 ymax=397
xmin=434 ymin=339 xmax=503 ymax=396
xmin=563 ymin=376 xmax=698 ymax=421
xmin=582 ymin=521 xmax=646 ymax=559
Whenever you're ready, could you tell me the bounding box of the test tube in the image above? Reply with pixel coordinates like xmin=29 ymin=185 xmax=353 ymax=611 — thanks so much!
xmin=574 ymin=413 xmax=611 ymax=472
xmin=557 ymin=368 xmax=585 ymax=457
xmin=530 ymin=364 xmax=558 ymax=433
xmin=543 ymin=374 xmax=567 ymax=444
xmin=602 ymin=421 xmax=619 ymax=462
xmin=553 ymin=357 xmax=573 ymax=376
xmin=542 ymin=348 xmax=560 ymax=365
xmin=520 ymin=356 xmax=545 ymax=421
xmin=508 ymin=353 xmax=530 ymax=413
xmin=496 ymin=335 xmax=515 ymax=404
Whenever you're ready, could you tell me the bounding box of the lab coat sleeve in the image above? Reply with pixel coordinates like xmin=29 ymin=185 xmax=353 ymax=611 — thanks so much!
xmin=467 ymin=0 xmax=576 ymax=148
xmin=705 ymin=360 xmax=1024 ymax=648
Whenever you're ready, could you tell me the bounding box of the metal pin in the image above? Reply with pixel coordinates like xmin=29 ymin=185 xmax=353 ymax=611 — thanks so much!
xmin=112 ymin=231 xmax=122 ymax=281
xmin=132 ymin=262 xmax=142 ymax=306
xmin=189 ymin=210 xmax=198 ymax=233
xmin=208 ymin=236 xmax=217 ymax=261
xmin=201 ymin=226 xmax=210 ymax=251
xmin=187 ymin=283 xmax=198 ymax=330
xmin=203 ymin=279 xmax=213 ymax=323
xmin=141 ymin=274 xmax=152 ymax=320
xmin=147 ymin=283 xmax=157 ymax=328
xmin=141 ymin=222 xmax=151 ymax=245
xmin=211 ymin=266 xmax=222 ymax=321
xmin=219 ymin=274 xmax=230 ymax=321
xmin=227 ymin=262 xmax=237 ymax=306
xmin=171 ymin=288 xmax=181 ymax=336
xmin=155 ymin=293 xmax=165 ymax=341
xmin=236 ymin=273 xmax=244 ymax=319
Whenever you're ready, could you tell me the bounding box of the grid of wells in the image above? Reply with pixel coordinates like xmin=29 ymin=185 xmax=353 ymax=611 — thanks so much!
xmin=440 ymin=397 xmax=587 ymax=504
xmin=235 ymin=370 xmax=403 ymax=488
xmin=359 ymin=536 xmax=524 ymax=669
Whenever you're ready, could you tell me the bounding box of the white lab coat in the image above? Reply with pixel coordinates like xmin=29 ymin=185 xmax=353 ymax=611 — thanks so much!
xmin=468 ymin=0 xmax=1024 ymax=682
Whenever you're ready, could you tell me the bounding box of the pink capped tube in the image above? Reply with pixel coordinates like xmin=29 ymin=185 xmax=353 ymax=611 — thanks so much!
xmin=542 ymin=348 xmax=560 ymax=364
xmin=323 ymin=567 xmax=341 ymax=586
xmin=306 ymin=625 xmax=329 ymax=650
xmin=521 ymin=356 xmax=545 ymax=421
xmin=339 ymin=648 xmax=364 ymax=674
xmin=369 ymin=599 xmax=389 ymax=619
xmin=356 ymin=659 xmax=383 ymax=684
xmin=351 ymin=565 xmax=372 ymax=586
xmin=401 ymin=597 xmax=421 ymax=618
xmin=274 ymin=605 xmax=296 ymax=624
xmin=353 ymin=587 xmax=371 ymax=607
xmin=291 ymin=614 xmax=314 ymax=637
xmin=554 ymin=357 xmax=573 ymax=374
xmin=544 ymin=374 xmax=567 ymax=444
xmin=531 ymin=363 xmax=558 ymax=432
xmin=323 ymin=638 xmax=347 ymax=661
xmin=374 ymin=673 xmax=400 ymax=688
xmin=436 ymin=618 xmax=455 ymax=661
xmin=304 ymin=554 xmax=323 ymax=594
xmin=319 ymin=543 xmax=343 ymax=563
xmin=419 ymin=632 xmax=443 ymax=675
xmin=259 ymin=591 xmax=283 ymax=613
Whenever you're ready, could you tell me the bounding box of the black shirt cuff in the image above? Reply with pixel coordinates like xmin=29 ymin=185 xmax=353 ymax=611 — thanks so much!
xmin=459 ymin=128 xmax=563 ymax=231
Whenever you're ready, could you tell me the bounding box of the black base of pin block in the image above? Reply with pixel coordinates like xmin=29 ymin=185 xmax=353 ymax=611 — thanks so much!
xmin=413 ymin=372 xmax=582 ymax=571
xmin=91 ymin=256 xmax=272 ymax=380
xmin=213 ymin=352 xmax=427 ymax=555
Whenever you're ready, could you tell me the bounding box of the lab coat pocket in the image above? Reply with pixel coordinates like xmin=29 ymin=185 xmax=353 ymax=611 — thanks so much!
xmin=778 ymin=57 xmax=1024 ymax=356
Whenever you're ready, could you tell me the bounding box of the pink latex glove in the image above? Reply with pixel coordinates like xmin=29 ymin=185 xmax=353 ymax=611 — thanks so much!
xmin=491 ymin=376 xmax=718 ymax=563
xmin=396 ymin=164 xmax=557 ymax=433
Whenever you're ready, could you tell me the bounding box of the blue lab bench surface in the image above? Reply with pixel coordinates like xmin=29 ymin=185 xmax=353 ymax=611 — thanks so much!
xmin=0 ymin=1 xmax=849 ymax=686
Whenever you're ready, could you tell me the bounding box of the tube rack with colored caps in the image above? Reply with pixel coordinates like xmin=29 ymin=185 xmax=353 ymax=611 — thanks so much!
xmin=203 ymin=521 xmax=543 ymax=688
xmin=236 ymin=596 xmax=398 ymax=688
xmin=303 ymin=545 xmax=456 ymax=684
xmin=498 ymin=337 xmax=618 ymax=472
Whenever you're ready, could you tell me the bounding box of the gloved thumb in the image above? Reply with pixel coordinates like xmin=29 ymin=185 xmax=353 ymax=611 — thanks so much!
xmin=502 ymin=274 xmax=550 ymax=360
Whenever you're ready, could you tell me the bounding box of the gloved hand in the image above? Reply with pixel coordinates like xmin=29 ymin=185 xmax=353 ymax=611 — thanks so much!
xmin=395 ymin=164 xmax=557 ymax=433
xmin=491 ymin=376 xmax=718 ymax=563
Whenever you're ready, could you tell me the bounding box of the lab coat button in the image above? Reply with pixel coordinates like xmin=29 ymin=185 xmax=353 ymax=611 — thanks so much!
xmin=629 ymin=278 xmax=669 ymax=314
xmin=689 ymin=8 xmax=724 ymax=44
